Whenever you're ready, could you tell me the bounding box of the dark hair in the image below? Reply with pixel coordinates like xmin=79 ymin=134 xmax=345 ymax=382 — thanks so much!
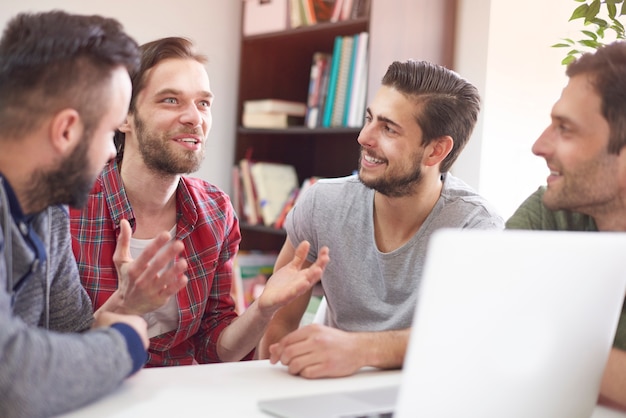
xmin=566 ymin=41 xmax=626 ymax=155
xmin=114 ymin=37 xmax=207 ymax=156
xmin=381 ymin=60 xmax=480 ymax=173
xmin=0 ymin=10 xmax=139 ymax=139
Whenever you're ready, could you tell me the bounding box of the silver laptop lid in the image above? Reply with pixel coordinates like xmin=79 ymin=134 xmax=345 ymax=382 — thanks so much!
xmin=396 ymin=229 xmax=626 ymax=418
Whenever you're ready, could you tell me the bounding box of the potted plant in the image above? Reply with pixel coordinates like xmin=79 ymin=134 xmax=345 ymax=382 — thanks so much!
xmin=553 ymin=0 xmax=626 ymax=64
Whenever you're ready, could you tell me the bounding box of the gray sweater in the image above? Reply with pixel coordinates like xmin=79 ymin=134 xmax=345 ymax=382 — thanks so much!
xmin=0 ymin=177 xmax=140 ymax=418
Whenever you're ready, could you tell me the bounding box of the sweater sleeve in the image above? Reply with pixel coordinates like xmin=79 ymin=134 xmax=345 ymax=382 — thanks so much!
xmin=0 ymin=207 xmax=143 ymax=418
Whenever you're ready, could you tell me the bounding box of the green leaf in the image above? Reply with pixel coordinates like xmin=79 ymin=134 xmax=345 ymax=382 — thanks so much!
xmin=581 ymin=29 xmax=598 ymax=40
xmin=586 ymin=0 xmax=601 ymax=20
xmin=570 ymin=3 xmax=589 ymax=21
xmin=622 ymin=1 xmax=626 ymax=16
xmin=588 ymin=17 xmax=609 ymax=28
xmin=551 ymin=43 xmax=572 ymax=48
xmin=608 ymin=3 xmax=617 ymax=19
xmin=562 ymin=55 xmax=577 ymax=65
xmin=579 ymin=38 xmax=601 ymax=48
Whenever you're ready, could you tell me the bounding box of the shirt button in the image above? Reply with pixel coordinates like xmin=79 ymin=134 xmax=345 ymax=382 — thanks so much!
xmin=19 ymin=222 xmax=28 ymax=235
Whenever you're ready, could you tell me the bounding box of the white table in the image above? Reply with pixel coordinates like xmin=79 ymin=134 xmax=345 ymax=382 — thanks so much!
xmin=60 ymin=360 xmax=626 ymax=418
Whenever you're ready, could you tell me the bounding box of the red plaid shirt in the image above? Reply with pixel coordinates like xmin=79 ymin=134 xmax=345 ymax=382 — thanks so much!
xmin=70 ymin=159 xmax=251 ymax=366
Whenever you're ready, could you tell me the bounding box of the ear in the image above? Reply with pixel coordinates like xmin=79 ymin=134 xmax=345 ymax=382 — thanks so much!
xmin=423 ymin=135 xmax=454 ymax=167
xmin=49 ymin=108 xmax=83 ymax=155
xmin=118 ymin=114 xmax=132 ymax=134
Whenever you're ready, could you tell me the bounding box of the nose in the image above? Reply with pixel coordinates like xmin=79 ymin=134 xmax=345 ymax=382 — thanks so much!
xmin=179 ymin=102 xmax=202 ymax=128
xmin=357 ymin=122 xmax=374 ymax=148
xmin=531 ymin=126 xmax=552 ymax=157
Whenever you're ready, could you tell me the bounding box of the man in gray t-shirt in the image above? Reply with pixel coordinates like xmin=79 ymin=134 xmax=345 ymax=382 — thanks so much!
xmin=259 ymin=60 xmax=503 ymax=379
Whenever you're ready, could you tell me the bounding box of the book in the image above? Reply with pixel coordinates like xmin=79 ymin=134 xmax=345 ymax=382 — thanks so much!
xmin=330 ymin=0 xmax=344 ymax=22
xmin=330 ymin=35 xmax=354 ymax=126
xmin=347 ymin=31 xmax=369 ymax=127
xmin=274 ymin=176 xmax=319 ymax=229
xmin=239 ymin=158 xmax=262 ymax=225
xmin=322 ymin=35 xmax=344 ymax=127
xmin=350 ymin=0 xmax=370 ymax=19
xmin=311 ymin=0 xmax=336 ymax=22
xmin=273 ymin=187 xmax=299 ymax=229
xmin=288 ymin=0 xmax=304 ymax=29
xmin=342 ymin=33 xmax=360 ymax=126
xmin=340 ymin=0 xmax=354 ymax=20
xmin=305 ymin=52 xmax=332 ymax=128
xmin=300 ymin=0 xmax=316 ymax=25
xmin=242 ymin=112 xmax=305 ymax=128
xmin=243 ymin=99 xmax=307 ymax=116
xmin=231 ymin=165 xmax=245 ymax=219
xmin=250 ymin=162 xmax=299 ymax=227
xmin=233 ymin=251 xmax=278 ymax=311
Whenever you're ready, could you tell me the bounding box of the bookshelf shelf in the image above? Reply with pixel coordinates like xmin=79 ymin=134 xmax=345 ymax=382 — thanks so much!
xmin=235 ymin=0 xmax=457 ymax=251
xmin=242 ymin=17 xmax=369 ymax=41
xmin=237 ymin=127 xmax=361 ymax=135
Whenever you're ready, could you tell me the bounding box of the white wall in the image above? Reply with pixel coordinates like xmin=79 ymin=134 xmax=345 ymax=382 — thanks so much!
xmin=1 ymin=1 xmax=606 ymax=218
xmin=0 ymin=0 xmax=241 ymax=193
xmin=453 ymin=0 xmax=587 ymax=219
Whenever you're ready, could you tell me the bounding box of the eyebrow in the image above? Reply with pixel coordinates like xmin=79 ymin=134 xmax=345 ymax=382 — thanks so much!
xmin=155 ymin=88 xmax=214 ymax=100
xmin=366 ymin=107 xmax=402 ymax=130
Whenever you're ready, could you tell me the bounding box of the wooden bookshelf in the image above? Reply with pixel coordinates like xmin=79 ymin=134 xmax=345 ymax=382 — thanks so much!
xmin=235 ymin=0 xmax=457 ymax=251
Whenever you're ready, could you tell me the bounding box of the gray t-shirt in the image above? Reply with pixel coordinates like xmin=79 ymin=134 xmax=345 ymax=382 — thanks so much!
xmin=285 ymin=173 xmax=504 ymax=331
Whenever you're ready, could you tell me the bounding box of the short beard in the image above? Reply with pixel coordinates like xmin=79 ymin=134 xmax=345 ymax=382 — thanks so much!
xmin=134 ymin=113 xmax=204 ymax=175
xmin=357 ymin=150 xmax=424 ymax=198
xmin=25 ymin=131 xmax=95 ymax=211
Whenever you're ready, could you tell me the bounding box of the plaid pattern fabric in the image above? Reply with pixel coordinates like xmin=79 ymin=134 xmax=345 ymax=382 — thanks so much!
xmin=70 ymin=159 xmax=251 ymax=366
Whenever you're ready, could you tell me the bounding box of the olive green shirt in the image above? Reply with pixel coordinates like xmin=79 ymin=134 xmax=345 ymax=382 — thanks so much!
xmin=506 ymin=186 xmax=626 ymax=349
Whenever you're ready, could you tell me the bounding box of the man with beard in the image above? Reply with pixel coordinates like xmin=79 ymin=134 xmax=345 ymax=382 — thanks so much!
xmin=506 ymin=41 xmax=626 ymax=410
xmin=259 ymin=60 xmax=504 ymax=378
xmin=0 ymin=10 xmax=164 ymax=417
xmin=70 ymin=37 xmax=329 ymax=367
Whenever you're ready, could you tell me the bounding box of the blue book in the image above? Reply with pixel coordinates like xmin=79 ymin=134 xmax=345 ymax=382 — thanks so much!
xmin=322 ymin=35 xmax=343 ymax=127
xmin=342 ymin=33 xmax=360 ymax=126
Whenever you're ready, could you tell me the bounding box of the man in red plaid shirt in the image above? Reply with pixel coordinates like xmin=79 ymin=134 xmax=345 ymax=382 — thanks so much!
xmin=69 ymin=37 xmax=329 ymax=367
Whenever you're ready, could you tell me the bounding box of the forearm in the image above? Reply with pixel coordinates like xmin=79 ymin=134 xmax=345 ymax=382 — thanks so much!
xmin=94 ymin=289 xmax=135 ymax=316
xmin=599 ymin=348 xmax=626 ymax=410
xmin=217 ymin=300 xmax=274 ymax=362
xmin=359 ymin=328 xmax=410 ymax=370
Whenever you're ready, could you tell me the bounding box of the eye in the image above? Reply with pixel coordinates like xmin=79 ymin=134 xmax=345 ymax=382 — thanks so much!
xmin=364 ymin=114 xmax=372 ymax=123
xmin=199 ymin=100 xmax=211 ymax=108
xmin=384 ymin=124 xmax=397 ymax=135
xmin=163 ymin=97 xmax=177 ymax=104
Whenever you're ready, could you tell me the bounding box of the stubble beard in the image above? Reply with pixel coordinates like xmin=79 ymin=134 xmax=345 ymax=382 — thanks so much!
xmin=25 ymin=131 xmax=95 ymax=211
xmin=134 ymin=114 xmax=205 ymax=176
xmin=357 ymin=148 xmax=424 ymax=198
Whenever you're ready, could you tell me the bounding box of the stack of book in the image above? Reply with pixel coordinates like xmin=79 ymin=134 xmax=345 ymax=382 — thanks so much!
xmin=305 ymin=31 xmax=369 ymax=128
xmin=289 ymin=0 xmax=370 ymax=29
xmin=242 ymin=99 xmax=307 ymax=129
xmin=232 ymin=158 xmax=319 ymax=230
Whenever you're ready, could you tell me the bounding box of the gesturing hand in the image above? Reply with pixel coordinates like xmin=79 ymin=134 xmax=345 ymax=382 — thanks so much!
xmin=113 ymin=219 xmax=189 ymax=315
xmin=257 ymin=241 xmax=329 ymax=317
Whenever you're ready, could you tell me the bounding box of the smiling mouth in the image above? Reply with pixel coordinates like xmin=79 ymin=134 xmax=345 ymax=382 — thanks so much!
xmin=363 ymin=153 xmax=384 ymax=164
xmin=176 ymin=137 xmax=200 ymax=145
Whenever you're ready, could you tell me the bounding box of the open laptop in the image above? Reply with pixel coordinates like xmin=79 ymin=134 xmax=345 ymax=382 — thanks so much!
xmin=258 ymin=229 xmax=626 ymax=418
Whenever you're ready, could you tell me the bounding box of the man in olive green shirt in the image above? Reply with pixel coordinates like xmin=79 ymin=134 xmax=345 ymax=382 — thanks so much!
xmin=506 ymin=41 xmax=626 ymax=410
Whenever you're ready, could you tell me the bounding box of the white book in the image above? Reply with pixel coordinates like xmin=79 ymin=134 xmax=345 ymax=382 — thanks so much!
xmin=243 ymin=99 xmax=307 ymax=116
xmin=250 ymin=162 xmax=299 ymax=227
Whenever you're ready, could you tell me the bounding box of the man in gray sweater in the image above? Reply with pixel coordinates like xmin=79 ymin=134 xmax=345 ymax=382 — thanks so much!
xmin=0 ymin=11 xmax=187 ymax=417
